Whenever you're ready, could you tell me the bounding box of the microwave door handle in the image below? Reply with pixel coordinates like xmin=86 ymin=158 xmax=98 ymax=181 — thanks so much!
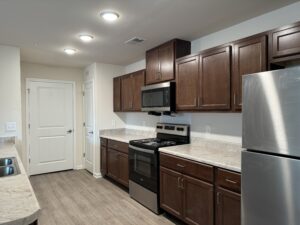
xmin=129 ymin=145 xmax=155 ymax=154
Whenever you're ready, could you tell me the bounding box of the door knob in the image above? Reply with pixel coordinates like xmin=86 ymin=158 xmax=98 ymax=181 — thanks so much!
xmin=88 ymin=131 xmax=94 ymax=135
xmin=67 ymin=129 xmax=73 ymax=134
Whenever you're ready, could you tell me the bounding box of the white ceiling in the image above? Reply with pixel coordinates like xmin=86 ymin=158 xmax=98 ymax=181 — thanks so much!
xmin=0 ymin=0 xmax=298 ymax=68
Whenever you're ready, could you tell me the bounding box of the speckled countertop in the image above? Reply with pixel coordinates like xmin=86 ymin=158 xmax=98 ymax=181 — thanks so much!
xmin=100 ymin=129 xmax=242 ymax=172
xmin=0 ymin=140 xmax=40 ymax=225
xmin=160 ymin=138 xmax=242 ymax=172
xmin=100 ymin=128 xmax=155 ymax=143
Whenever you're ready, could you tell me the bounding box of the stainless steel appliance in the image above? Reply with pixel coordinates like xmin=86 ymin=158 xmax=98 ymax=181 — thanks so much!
xmin=141 ymin=82 xmax=176 ymax=112
xmin=129 ymin=123 xmax=190 ymax=214
xmin=242 ymin=67 xmax=300 ymax=225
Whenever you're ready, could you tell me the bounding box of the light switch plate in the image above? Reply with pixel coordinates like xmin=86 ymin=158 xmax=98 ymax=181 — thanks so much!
xmin=6 ymin=122 xmax=17 ymax=132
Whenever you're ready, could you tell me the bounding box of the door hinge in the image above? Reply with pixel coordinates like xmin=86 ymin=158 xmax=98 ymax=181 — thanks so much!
xmin=83 ymin=153 xmax=86 ymax=158
xmin=27 ymin=88 xmax=30 ymax=94
xmin=29 ymin=157 xmax=31 ymax=164
xmin=83 ymin=122 xmax=86 ymax=127
xmin=28 ymin=124 xmax=31 ymax=129
xmin=82 ymin=91 xmax=85 ymax=96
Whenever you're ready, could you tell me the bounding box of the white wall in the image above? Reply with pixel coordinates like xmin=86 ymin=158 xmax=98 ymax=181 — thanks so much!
xmin=123 ymin=2 xmax=300 ymax=143
xmin=21 ymin=62 xmax=84 ymax=170
xmin=84 ymin=63 xmax=125 ymax=176
xmin=0 ymin=45 xmax=22 ymax=149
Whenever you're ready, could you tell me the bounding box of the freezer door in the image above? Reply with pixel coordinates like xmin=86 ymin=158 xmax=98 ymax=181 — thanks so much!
xmin=242 ymin=67 xmax=300 ymax=157
xmin=242 ymin=151 xmax=300 ymax=225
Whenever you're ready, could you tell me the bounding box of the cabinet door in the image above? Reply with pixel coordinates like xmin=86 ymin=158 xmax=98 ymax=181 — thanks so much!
xmin=121 ymin=75 xmax=133 ymax=111
xmin=146 ymin=48 xmax=160 ymax=84
xmin=233 ymin=36 xmax=267 ymax=111
xmin=199 ymin=46 xmax=231 ymax=110
xmin=183 ymin=175 xmax=214 ymax=225
xmin=159 ymin=41 xmax=175 ymax=81
xmin=160 ymin=167 xmax=183 ymax=219
xmin=176 ymin=56 xmax=199 ymax=110
xmin=107 ymin=148 xmax=119 ymax=180
xmin=132 ymin=70 xmax=145 ymax=111
xmin=118 ymin=152 xmax=129 ymax=187
xmin=216 ymin=187 xmax=241 ymax=225
xmin=100 ymin=145 xmax=107 ymax=176
xmin=271 ymin=23 xmax=300 ymax=59
xmin=113 ymin=77 xmax=121 ymax=112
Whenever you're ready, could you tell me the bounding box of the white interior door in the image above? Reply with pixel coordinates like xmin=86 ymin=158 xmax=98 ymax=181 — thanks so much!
xmin=84 ymin=80 xmax=95 ymax=173
xmin=28 ymin=80 xmax=74 ymax=175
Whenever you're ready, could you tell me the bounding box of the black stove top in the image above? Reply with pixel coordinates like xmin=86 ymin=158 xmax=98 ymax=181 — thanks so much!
xmin=130 ymin=138 xmax=178 ymax=149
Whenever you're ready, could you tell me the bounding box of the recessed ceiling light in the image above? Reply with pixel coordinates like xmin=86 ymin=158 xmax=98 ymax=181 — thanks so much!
xmin=64 ymin=48 xmax=77 ymax=55
xmin=100 ymin=11 xmax=120 ymax=22
xmin=79 ymin=34 xmax=94 ymax=42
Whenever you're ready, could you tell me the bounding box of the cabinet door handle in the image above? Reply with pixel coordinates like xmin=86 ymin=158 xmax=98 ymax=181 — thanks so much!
xmin=225 ymin=178 xmax=237 ymax=184
xmin=176 ymin=164 xmax=185 ymax=168
xmin=233 ymin=93 xmax=236 ymax=106
xmin=217 ymin=192 xmax=221 ymax=205
xmin=181 ymin=178 xmax=184 ymax=189
xmin=177 ymin=177 xmax=181 ymax=189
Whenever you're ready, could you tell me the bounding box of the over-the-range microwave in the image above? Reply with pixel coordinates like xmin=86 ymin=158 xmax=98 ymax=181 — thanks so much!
xmin=141 ymin=81 xmax=176 ymax=112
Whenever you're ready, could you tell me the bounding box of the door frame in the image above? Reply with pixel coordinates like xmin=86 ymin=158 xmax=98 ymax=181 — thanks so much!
xmin=25 ymin=78 xmax=77 ymax=176
xmin=82 ymin=79 xmax=96 ymax=175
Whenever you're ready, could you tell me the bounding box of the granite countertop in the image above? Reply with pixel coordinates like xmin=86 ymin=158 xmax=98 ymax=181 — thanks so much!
xmin=99 ymin=128 xmax=155 ymax=143
xmin=159 ymin=138 xmax=242 ymax=172
xmin=0 ymin=142 xmax=40 ymax=225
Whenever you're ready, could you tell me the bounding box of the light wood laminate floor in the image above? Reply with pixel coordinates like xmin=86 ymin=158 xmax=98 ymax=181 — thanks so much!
xmin=30 ymin=170 xmax=182 ymax=225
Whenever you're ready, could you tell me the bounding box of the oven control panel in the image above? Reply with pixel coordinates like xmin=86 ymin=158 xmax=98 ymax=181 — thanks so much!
xmin=156 ymin=123 xmax=189 ymax=136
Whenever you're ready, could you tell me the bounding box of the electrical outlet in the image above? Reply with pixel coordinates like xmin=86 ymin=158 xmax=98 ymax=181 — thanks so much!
xmin=6 ymin=122 xmax=17 ymax=132
xmin=205 ymin=125 xmax=211 ymax=134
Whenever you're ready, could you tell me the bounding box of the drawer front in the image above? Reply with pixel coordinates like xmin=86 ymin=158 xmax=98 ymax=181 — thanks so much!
xmin=216 ymin=168 xmax=241 ymax=193
xmin=100 ymin=137 xmax=107 ymax=146
xmin=108 ymin=139 xmax=128 ymax=154
xmin=160 ymin=153 xmax=214 ymax=183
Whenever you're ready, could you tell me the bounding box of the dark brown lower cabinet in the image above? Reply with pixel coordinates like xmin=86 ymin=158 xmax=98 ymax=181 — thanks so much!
xmin=183 ymin=175 xmax=214 ymax=225
xmin=216 ymin=187 xmax=241 ymax=225
xmin=160 ymin=166 xmax=214 ymax=225
xmin=105 ymin=139 xmax=129 ymax=188
xmin=100 ymin=144 xmax=107 ymax=176
xmin=160 ymin=167 xmax=183 ymax=218
xmin=107 ymin=148 xmax=119 ymax=180
xmin=118 ymin=152 xmax=129 ymax=187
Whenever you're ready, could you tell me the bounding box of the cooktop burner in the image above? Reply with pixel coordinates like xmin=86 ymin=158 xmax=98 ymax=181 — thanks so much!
xmin=130 ymin=138 xmax=177 ymax=148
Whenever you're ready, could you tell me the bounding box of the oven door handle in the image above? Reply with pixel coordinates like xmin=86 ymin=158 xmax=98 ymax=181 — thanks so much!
xmin=129 ymin=145 xmax=155 ymax=154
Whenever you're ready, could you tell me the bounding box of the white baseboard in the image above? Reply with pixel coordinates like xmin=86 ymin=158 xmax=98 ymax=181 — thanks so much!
xmin=74 ymin=164 xmax=84 ymax=170
xmin=93 ymin=172 xmax=102 ymax=179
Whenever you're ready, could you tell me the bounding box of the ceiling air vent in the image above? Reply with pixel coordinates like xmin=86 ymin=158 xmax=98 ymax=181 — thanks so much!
xmin=125 ymin=37 xmax=145 ymax=45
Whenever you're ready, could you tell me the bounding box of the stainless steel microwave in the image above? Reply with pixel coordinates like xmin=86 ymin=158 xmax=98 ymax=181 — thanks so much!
xmin=141 ymin=82 xmax=176 ymax=112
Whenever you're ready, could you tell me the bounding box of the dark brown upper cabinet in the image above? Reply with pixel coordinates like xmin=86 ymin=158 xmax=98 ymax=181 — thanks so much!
xmin=121 ymin=70 xmax=145 ymax=112
xmin=199 ymin=46 xmax=232 ymax=110
xmin=270 ymin=22 xmax=300 ymax=63
xmin=176 ymin=56 xmax=199 ymax=111
xmin=113 ymin=77 xmax=121 ymax=112
xmin=146 ymin=39 xmax=191 ymax=85
xmin=232 ymin=35 xmax=267 ymax=111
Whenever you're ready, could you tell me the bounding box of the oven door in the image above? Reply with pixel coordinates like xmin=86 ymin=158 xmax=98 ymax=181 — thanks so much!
xmin=129 ymin=145 xmax=158 ymax=193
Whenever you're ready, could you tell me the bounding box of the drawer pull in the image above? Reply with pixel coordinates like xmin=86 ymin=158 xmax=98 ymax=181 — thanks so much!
xmin=176 ymin=164 xmax=185 ymax=168
xmin=225 ymin=178 xmax=237 ymax=184
xmin=113 ymin=145 xmax=119 ymax=149
xmin=177 ymin=177 xmax=181 ymax=188
xmin=217 ymin=192 xmax=221 ymax=204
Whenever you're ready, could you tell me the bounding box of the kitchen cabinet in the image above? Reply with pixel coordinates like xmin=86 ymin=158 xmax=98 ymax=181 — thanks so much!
xmin=215 ymin=168 xmax=241 ymax=225
xmin=113 ymin=77 xmax=121 ymax=112
xmin=232 ymin=35 xmax=267 ymax=111
xmin=100 ymin=138 xmax=107 ymax=176
xmin=270 ymin=21 xmax=300 ymax=63
xmin=199 ymin=45 xmax=231 ymax=110
xmin=106 ymin=139 xmax=129 ymax=187
xmin=121 ymin=70 xmax=145 ymax=111
xmin=176 ymin=56 xmax=199 ymax=110
xmin=146 ymin=39 xmax=191 ymax=85
xmin=160 ymin=153 xmax=214 ymax=225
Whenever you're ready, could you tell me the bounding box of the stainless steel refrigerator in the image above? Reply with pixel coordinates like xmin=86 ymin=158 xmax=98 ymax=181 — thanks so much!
xmin=242 ymin=67 xmax=300 ymax=225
